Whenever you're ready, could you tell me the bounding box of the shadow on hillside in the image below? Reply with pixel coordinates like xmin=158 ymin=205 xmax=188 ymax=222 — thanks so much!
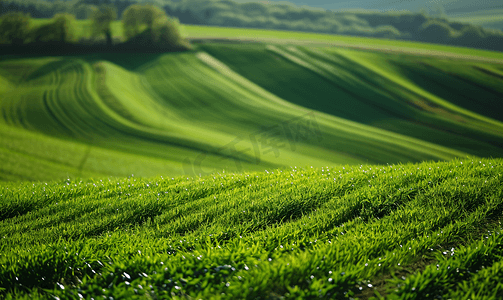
xmin=0 ymin=29 xmax=192 ymax=60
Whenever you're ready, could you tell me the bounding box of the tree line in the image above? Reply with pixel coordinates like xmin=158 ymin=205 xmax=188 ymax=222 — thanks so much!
xmin=0 ymin=0 xmax=189 ymax=51
xmin=1 ymin=0 xmax=503 ymax=52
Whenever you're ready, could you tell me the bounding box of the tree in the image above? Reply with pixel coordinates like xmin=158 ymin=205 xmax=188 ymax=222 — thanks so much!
xmin=27 ymin=13 xmax=76 ymax=45
xmin=122 ymin=4 xmax=188 ymax=50
xmin=418 ymin=20 xmax=454 ymax=43
xmin=91 ymin=4 xmax=116 ymax=46
xmin=140 ymin=5 xmax=166 ymax=29
xmin=154 ymin=17 xmax=186 ymax=48
xmin=0 ymin=11 xmax=30 ymax=45
xmin=122 ymin=4 xmax=166 ymax=40
xmin=53 ymin=13 xmax=77 ymax=43
xmin=73 ymin=3 xmax=98 ymax=20
xmin=456 ymin=24 xmax=486 ymax=47
xmin=122 ymin=4 xmax=141 ymax=40
xmin=0 ymin=0 xmax=6 ymax=14
xmin=373 ymin=25 xmax=401 ymax=39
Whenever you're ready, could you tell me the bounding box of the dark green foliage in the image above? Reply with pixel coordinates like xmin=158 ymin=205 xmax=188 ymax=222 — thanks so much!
xmin=1 ymin=0 xmax=503 ymax=51
xmin=153 ymin=18 xmax=187 ymax=48
xmin=372 ymin=25 xmax=401 ymax=38
xmin=122 ymin=4 xmax=165 ymax=40
xmin=418 ymin=20 xmax=455 ymax=43
xmin=0 ymin=11 xmax=30 ymax=45
xmin=0 ymin=0 xmax=63 ymax=19
xmin=459 ymin=24 xmax=486 ymax=41
xmin=122 ymin=3 xmax=187 ymax=49
xmin=29 ymin=13 xmax=77 ymax=44
xmin=72 ymin=3 xmax=99 ymax=20
xmin=91 ymin=4 xmax=117 ymax=46
xmin=357 ymin=12 xmax=428 ymax=35
xmin=121 ymin=3 xmax=142 ymax=40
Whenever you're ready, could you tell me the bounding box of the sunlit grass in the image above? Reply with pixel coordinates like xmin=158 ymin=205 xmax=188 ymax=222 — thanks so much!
xmin=181 ymin=24 xmax=503 ymax=61
xmin=29 ymin=18 xmax=124 ymax=41
xmin=1 ymin=158 xmax=502 ymax=299
xmin=2 ymin=47 xmax=487 ymax=181
xmin=198 ymin=43 xmax=503 ymax=158
xmin=25 ymin=18 xmax=503 ymax=61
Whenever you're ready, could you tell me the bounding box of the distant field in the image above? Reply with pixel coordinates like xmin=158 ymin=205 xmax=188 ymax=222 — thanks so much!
xmin=1 ymin=158 xmax=502 ymax=298
xmin=28 ymin=18 xmax=503 ymax=62
xmin=450 ymin=9 xmax=503 ymax=31
xmin=1 ymin=21 xmax=503 ymax=181
xmin=198 ymin=43 xmax=503 ymax=150
xmin=1 ymin=48 xmax=475 ymax=181
xmin=2 ymin=37 xmax=503 ymax=180
xmin=2 ymin=20 xmax=503 ymax=300
xmin=181 ymin=25 xmax=503 ymax=63
xmin=30 ymin=18 xmax=125 ymax=41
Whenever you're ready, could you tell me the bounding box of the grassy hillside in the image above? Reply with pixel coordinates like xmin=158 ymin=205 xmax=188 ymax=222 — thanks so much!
xmin=233 ymin=0 xmax=503 ymax=15
xmin=27 ymin=18 xmax=503 ymax=61
xmin=0 ymin=25 xmax=502 ymax=182
xmin=7 ymin=40 xmax=501 ymax=180
xmin=198 ymin=42 xmax=503 ymax=155
xmin=182 ymin=25 xmax=503 ymax=62
xmin=25 ymin=18 xmax=503 ymax=60
xmin=1 ymin=158 xmax=502 ymax=299
xmin=1 ymin=19 xmax=503 ymax=300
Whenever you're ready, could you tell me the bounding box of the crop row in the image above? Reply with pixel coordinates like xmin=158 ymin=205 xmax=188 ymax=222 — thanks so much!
xmin=2 ymin=48 xmax=487 ymax=180
xmin=0 ymin=158 xmax=501 ymax=298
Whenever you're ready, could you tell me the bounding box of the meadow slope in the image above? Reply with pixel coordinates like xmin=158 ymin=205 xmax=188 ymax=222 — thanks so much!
xmin=4 ymin=41 xmax=498 ymax=181
xmin=1 ymin=158 xmax=502 ymax=299
xmin=198 ymin=42 xmax=503 ymax=156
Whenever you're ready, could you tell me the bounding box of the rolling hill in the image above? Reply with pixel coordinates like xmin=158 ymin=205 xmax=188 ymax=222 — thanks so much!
xmin=1 ymin=26 xmax=503 ymax=181
xmin=1 ymin=24 xmax=503 ymax=300
xmin=233 ymin=0 xmax=503 ymax=15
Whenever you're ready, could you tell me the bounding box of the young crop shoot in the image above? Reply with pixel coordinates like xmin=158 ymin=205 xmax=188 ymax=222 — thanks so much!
xmin=0 ymin=158 xmax=502 ymax=299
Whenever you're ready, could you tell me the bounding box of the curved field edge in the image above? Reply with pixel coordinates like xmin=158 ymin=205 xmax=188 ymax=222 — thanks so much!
xmin=0 ymin=157 xmax=502 ymax=299
xmin=18 ymin=19 xmax=503 ymax=62
xmin=0 ymin=50 xmax=482 ymax=181
xmin=196 ymin=43 xmax=503 ymax=158
xmin=181 ymin=25 xmax=503 ymax=63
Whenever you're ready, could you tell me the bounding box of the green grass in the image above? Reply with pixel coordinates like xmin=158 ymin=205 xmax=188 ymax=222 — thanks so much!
xmin=1 ymin=158 xmax=502 ymax=299
xmin=27 ymin=18 xmax=503 ymax=61
xmin=197 ymin=43 xmax=503 ymax=157
xmin=5 ymin=43 xmax=496 ymax=181
xmin=2 ymin=21 xmax=503 ymax=299
xmin=30 ymin=18 xmax=125 ymax=41
xmin=181 ymin=24 xmax=503 ymax=62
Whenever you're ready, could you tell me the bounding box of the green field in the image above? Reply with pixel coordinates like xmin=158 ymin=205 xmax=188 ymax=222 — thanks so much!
xmin=450 ymin=9 xmax=503 ymax=31
xmin=29 ymin=18 xmax=126 ymax=41
xmin=181 ymin=25 xmax=503 ymax=62
xmin=27 ymin=18 xmax=503 ymax=61
xmin=2 ymin=32 xmax=503 ymax=180
xmin=1 ymin=158 xmax=502 ymax=299
xmin=1 ymin=49 xmax=470 ymax=180
xmin=1 ymin=24 xmax=503 ymax=299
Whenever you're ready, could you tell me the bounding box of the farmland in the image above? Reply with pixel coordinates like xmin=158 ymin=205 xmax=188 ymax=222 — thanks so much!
xmin=182 ymin=25 xmax=503 ymax=62
xmin=2 ymin=27 xmax=503 ymax=180
xmin=450 ymin=9 xmax=503 ymax=31
xmin=1 ymin=22 xmax=503 ymax=299
xmin=1 ymin=158 xmax=502 ymax=298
